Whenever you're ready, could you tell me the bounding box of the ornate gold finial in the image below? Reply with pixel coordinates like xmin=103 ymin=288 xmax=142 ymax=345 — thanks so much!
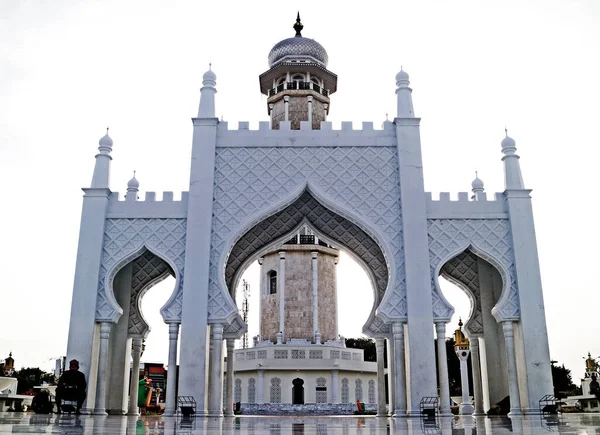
xmin=454 ymin=318 xmax=469 ymax=348
xmin=458 ymin=318 xmax=463 ymax=328
xmin=294 ymin=12 xmax=304 ymax=37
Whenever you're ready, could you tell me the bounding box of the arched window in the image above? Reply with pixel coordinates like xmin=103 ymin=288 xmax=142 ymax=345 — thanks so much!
xmin=235 ymin=378 xmax=242 ymax=403
xmin=368 ymin=379 xmax=375 ymax=404
xmin=248 ymin=377 xmax=256 ymax=404
xmin=270 ymin=377 xmax=281 ymax=403
xmin=341 ymin=378 xmax=349 ymax=403
xmin=355 ymin=379 xmax=363 ymax=402
xmin=292 ymin=74 xmax=304 ymax=82
xmin=268 ymin=271 xmax=277 ymax=294
xmin=316 ymin=377 xmax=327 ymax=403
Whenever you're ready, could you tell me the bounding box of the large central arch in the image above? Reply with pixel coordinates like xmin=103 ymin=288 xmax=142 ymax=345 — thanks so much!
xmin=224 ymin=189 xmax=390 ymax=334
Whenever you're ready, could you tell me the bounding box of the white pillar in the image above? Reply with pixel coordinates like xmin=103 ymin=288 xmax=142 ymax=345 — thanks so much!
xmin=127 ymin=337 xmax=143 ymax=415
xmin=376 ymin=338 xmax=387 ymax=416
xmin=331 ymin=370 xmax=339 ymax=404
xmin=257 ymin=370 xmax=265 ymax=404
xmin=307 ymin=95 xmax=313 ymax=128
xmin=470 ymin=338 xmax=485 ymax=415
xmin=387 ymin=337 xmax=395 ymax=413
xmin=478 ymin=336 xmax=491 ymax=412
xmin=435 ymin=322 xmax=452 ymax=416
xmin=392 ymin=322 xmax=406 ymax=417
xmin=93 ymin=322 xmax=111 ymax=415
xmin=224 ymin=339 xmax=235 ymax=416
xmin=460 ymin=358 xmax=471 ymax=406
xmin=164 ymin=323 xmax=180 ymax=416
xmin=502 ymin=321 xmax=522 ymax=415
xmin=268 ymin=104 xmax=274 ymax=130
xmin=311 ymin=251 xmax=319 ymax=341
xmin=323 ymin=103 xmax=328 ymax=122
xmin=208 ymin=324 xmax=224 ymax=416
xmin=278 ymin=251 xmax=286 ymax=340
xmin=284 ymin=96 xmax=290 ymax=122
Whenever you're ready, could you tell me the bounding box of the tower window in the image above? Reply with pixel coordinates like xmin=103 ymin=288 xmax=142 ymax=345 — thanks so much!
xmin=268 ymin=271 xmax=277 ymax=294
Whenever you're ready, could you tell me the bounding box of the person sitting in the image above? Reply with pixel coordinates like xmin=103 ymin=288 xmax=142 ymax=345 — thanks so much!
xmin=55 ymin=359 xmax=87 ymax=414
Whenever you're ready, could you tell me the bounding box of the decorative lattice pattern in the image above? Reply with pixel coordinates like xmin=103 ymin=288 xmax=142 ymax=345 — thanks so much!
xmin=257 ymin=350 xmax=267 ymax=359
xmin=441 ymin=251 xmax=483 ymax=335
xmin=211 ymin=146 xmax=406 ymax=328
xmin=246 ymin=351 xmax=256 ymax=360
xmin=316 ymin=377 xmax=327 ymax=404
xmin=368 ymin=380 xmax=375 ymax=404
xmin=270 ymin=378 xmax=281 ymax=403
xmin=341 ymin=378 xmax=349 ymax=403
xmin=248 ymin=378 xmax=256 ymax=404
xmin=427 ymin=219 xmax=520 ymax=321
xmin=352 ymin=353 xmax=361 ymax=361
xmin=234 ymin=379 xmax=242 ymax=403
xmin=309 ymin=350 xmax=323 ymax=359
xmin=128 ymin=249 xmax=173 ymax=337
xmin=330 ymin=350 xmax=340 ymax=359
xmin=355 ymin=379 xmax=363 ymax=402
xmin=291 ymin=350 xmax=305 ymax=359
xmin=236 ymin=353 xmax=244 ymax=361
xmin=96 ymin=219 xmax=186 ymax=322
xmin=274 ymin=350 xmax=288 ymax=359
xmin=342 ymin=352 xmax=351 ymax=360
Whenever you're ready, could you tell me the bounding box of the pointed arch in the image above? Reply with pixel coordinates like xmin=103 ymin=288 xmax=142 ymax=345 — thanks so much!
xmin=99 ymin=244 xmax=179 ymax=324
xmin=218 ymin=185 xmax=393 ymax=333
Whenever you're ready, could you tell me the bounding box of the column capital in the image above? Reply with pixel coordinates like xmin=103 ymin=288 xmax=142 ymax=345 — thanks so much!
xmin=211 ymin=323 xmax=224 ymax=340
xmin=168 ymin=323 xmax=180 ymax=338
xmin=311 ymin=251 xmax=318 ymax=259
xmin=283 ymin=96 xmax=290 ymax=102
xmin=307 ymin=95 xmax=313 ymax=102
xmin=99 ymin=322 xmax=111 ymax=339
xmin=279 ymin=251 xmax=286 ymax=259
xmin=434 ymin=321 xmax=447 ymax=337
xmin=226 ymin=338 xmax=235 ymax=351
xmin=502 ymin=320 xmax=515 ymax=337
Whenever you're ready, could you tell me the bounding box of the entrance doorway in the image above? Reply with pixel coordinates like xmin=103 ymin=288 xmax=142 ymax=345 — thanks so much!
xmin=292 ymin=378 xmax=304 ymax=404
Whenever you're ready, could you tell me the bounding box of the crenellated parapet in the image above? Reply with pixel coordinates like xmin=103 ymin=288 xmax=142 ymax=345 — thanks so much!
xmin=216 ymin=120 xmax=396 ymax=147
xmin=425 ymin=192 xmax=507 ymax=219
xmin=106 ymin=191 xmax=189 ymax=218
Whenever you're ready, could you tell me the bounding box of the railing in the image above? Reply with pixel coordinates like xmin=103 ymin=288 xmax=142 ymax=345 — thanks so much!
xmin=285 ymin=235 xmax=330 ymax=246
xmin=268 ymin=81 xmax=330 ymax=97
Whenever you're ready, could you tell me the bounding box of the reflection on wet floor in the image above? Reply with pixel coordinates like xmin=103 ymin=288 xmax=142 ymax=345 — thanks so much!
xmin=1 ymin=412 xmax=600 ymax=434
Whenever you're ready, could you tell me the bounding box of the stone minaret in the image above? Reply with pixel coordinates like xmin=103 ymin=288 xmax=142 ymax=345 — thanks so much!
xmin=259 ymin=14 xmax=337 ymax=130
xmin=259 ymin=227 xmax=339 ymax=344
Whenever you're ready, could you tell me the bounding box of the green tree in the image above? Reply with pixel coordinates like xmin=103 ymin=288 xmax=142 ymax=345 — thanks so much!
xmin=12 ymin=367 xmax=55 ymax=394
xmin=551 ymin=360 xmax=580 ymax=398
xmin=345 ymin=337 xmax=382 ymax=363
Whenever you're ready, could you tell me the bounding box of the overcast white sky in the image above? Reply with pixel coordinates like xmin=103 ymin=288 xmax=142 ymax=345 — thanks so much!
xmin=1 ymin=0 xmax=599 ymax=382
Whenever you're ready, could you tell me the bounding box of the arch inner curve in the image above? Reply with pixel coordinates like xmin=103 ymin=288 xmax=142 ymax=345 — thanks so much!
xmin=225 ymin=190 xmax=389 ymax=319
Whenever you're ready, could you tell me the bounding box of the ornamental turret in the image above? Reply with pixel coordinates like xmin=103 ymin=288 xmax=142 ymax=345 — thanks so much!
xmin=454 ymin=319 xmax=475 ymax=415
xmin=259 ymin=14 xmax=337 ymax=130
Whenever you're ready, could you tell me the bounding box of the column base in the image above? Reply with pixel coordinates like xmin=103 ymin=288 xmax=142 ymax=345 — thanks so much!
xmin=92 ymin=409 xmax=108 ymax=415
xmin=392 ymin=410 xmax=407 ymax=418
xmin=508 ymin=409 xmax=523 ymax=417
xmin=127 ymin=411 xmax=140 ymax=416
xmin=459 ymin=403 xmax=475 ymax=415
xmin=440 ymin=411 xmax=454 ymax=417
xmin=163 ymin=411 xmax=176 ymax=417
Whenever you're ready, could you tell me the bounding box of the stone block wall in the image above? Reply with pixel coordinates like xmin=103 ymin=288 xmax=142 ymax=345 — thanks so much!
xmin=270 ymin=92 xmax=328 ymax=130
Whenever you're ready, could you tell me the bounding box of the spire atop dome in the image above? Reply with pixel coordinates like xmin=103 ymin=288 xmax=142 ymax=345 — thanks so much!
xmin=91 ymin=128 xmax=114 ymax=189
xmin=198 ymin=64 xmax=217 ymax=118
xmin=294 ymin=12 xmax=304 ymax=37
xmin=500 ymin=127 xmax=524 ymax=190
xmin=126 ymin=170 xmax=139 ymax=201
xmin=395 ymin=67 xmax=414 ymax=118
xmin=471 ymin=171 xmax=485 ymax=200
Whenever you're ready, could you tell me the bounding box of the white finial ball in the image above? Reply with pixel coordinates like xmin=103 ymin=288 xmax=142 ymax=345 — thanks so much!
xmin=501 ymin=134 xmax=516 ymax=150
xmin=203 ymin=67 xmax=217 ymax=85
xmin=471 ymin=175 xmax=484 ymax=190
xmin=396 ymin=68 xmax=410 ymax=86
xmin=99 ymin=132 xmax=113 ymax=148
xmin=127 ymin=174 xmax=139 ymax=190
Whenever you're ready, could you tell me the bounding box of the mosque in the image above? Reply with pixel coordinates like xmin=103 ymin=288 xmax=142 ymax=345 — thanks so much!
xmin=64 ymin=14 xmax=554 ymax=416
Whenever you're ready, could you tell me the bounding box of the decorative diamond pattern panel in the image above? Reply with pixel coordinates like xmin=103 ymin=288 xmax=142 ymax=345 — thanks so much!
xmin=428 ymin=219 xmax=519 ymax=321
xmin=128 ymin=250 xmax=173 ymax=337
xmin=355 ymin=379 xmax=363 ymax=401
xmin=96 ymin=219 xmax=186 ymax=323
xmin=211 ymin=147 xmax=405 ymax=328
xmin=234 ymin=378 xmax=242 ymax=403
xmin=368 ymin=380 xmax=375 ymax=404
xmin=440 ymin=251 xmax=483 ymax=335
xmin=270 ymin=378 xmax=281 ymax=403
xmin=341 ymin=378 xmax=349 ymax=403
xmin=248 ymin=377 xmax=256 ymax=404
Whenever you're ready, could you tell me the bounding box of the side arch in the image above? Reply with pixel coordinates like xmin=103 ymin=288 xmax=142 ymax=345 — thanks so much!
xmin=215 ymin=186 xmax=395 ymax=334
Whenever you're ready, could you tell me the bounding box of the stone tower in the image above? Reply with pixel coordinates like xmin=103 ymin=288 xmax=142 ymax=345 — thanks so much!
xmin=259 ymin=14 xmax=337 ymax=130
xmin=259 ymin=227 xmax=339 ymax=344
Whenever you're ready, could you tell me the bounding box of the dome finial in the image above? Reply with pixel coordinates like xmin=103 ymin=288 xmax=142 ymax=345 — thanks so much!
xmin=294 ymin=12 xmax=304 ymax=37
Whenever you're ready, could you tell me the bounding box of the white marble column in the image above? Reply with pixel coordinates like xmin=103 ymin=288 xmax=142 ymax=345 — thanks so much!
xmin=387 ymin=337 xmax=395 ymax=413
xmin=323 ymin=103 xmax=329 ymax=122
xmin=93 ymin=322 xmax=111 ymax=415
xmin=311 ymin=251 xmax=319 ymax=341
xmin=435 ymin=322 xmax=452 ymax=416
xmin=208 ymin=324 xmax=224 ymax=417
xmin=257 ymin=370 xmax=265 ymax=404
xmin=164 ymin=323 xmax=180 ymax=416
xmin=392 ymin=322 xmax=406 ymax=417
xmin=470 ymin=338 xmax=484 ymax=415
xmin=268 ymin=104 xmax=274 ymax=129
xmin=478 ymin=336 xmax=491 ymax=412
xmin=331 ymin=370 xmax=339 ymax=404
xmin=224 ymin=339 xmax=235 ymax=416
xmin=502 ymin=321 xmax=522 ymax=415
xmin=284 ymin=96 xmax=290 ymax=122
xmin=376 ymin=338 xmax=387 ymax=416
xmin=307 ymin=95 xmax=313 ymax=127
xmin=278 ymin=251 xmax=286 ymax=340
xmin=127 ymin=337 xmax=143 ymax=415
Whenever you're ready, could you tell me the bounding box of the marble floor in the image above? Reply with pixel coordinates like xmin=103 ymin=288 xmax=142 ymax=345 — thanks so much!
xmin=0 ymin=412 xmax=599 ymax=434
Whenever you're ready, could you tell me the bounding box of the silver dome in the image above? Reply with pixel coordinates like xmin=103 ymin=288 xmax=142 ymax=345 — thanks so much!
xmin=268 ymin=36 xmax=329 ymax=68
